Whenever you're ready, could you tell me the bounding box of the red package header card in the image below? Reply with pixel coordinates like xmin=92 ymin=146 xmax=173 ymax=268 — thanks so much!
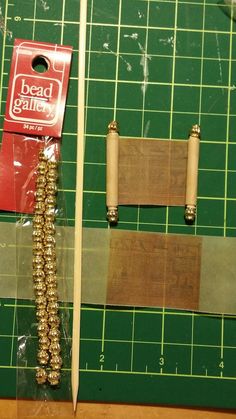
xmin=4 ymin=39 xmax=72 ymax=138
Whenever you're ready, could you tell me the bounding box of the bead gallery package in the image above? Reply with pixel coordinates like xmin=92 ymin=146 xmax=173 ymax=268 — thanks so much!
xmin=0 ymin=40 xmax=74 ymax=416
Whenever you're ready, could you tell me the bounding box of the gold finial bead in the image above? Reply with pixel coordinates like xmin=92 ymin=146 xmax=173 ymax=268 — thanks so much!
xmin=107 ymin=208 xmax=118 ymax=224
xmin=36 ymin=367 xmax=47 ymax=384
xmin=108 ymin=120 xmax=119 ymax=133
xmin=47 ymin=370 xmax=60 ymax=386
xmin=190 ymin=124 xmax=200 ymax=139
xmin=184 ymin=205 xmax=196 ymax=224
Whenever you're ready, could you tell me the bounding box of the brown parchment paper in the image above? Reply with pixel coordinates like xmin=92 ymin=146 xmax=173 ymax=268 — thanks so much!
xmin=118 ymin=138 xmax=188 ymax=206
xmin=106 ymin=230 xmax=201 ymax=310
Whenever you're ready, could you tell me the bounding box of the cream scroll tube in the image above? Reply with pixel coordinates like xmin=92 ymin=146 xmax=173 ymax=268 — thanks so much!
xmin=185 ymin=124 xmax=200 ymax=223
xmin=106 ymin=121 xmax=119 ymax=224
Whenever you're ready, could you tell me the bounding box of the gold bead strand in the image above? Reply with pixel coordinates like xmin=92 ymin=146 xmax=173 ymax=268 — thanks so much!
xmin=44 ymin=159 xmax=62 ymax=386
xmin=33 ymin=149 xmax=49 ymax=385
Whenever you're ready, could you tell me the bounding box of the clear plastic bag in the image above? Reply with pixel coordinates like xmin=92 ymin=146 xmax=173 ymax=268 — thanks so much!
xmin=13 ymin=136 xmax=73 ymax=417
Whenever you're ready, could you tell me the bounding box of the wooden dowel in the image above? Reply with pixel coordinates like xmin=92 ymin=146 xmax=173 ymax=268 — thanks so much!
xmin=71 ymin=0 xmax=87 ymax=413
xmin=185 ymin=124 xmax=200 ymax=224
xmin=106 ymin=121 xmax=119 ymax=224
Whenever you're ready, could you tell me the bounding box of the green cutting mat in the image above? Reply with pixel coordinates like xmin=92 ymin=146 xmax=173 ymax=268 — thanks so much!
xmin=1 ymin=0 xmax=236 ymax=409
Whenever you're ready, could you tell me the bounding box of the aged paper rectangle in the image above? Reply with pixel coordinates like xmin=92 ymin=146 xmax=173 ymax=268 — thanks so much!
xmin=107 ymin=230 xmax=201 ymax=310
xmin=118 ymin=138 xmax=187 ymax=206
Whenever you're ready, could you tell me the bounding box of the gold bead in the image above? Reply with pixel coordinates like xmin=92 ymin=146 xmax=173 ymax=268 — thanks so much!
xmin=47 ymin=370 xmax=60 ymax=386
xmin=33 ymin=269 xmax=45 ymax=280
xmin=44 ymin=235 xmax=56 ymax=246
xmin=37 ymin=349 xmax=49 ymax=365
xmin=34 ymin=202 xmax=46 ymax=214
xmin=47 ymin=161 xmax=58 ymax=170
xmin=33 ymin=215 xmax=44 ymax=226
xmin=49 ymin=341 xmax=61 ymax=354
xmin=44 ymin=247 xmax=56 ymax=257
xmin=37 ymin=322 xmax=49 ymax=335
xmin=45 ymin=222 xmax=55 ymax=235
xmin=36 ymin=309 xmax=48 ymax=320
xmin=36 ymin=367 xmax=47 ymax=384
xmin=46 ymin=171 xmax=58 ymax=182
xmin=44 ymin=257 xmax=56 ymax=266
xmin=35 ymin=194 xmax=45 ymax=203
xmin=43 ymin=246 xmax=55 ymax=256
xmin=34 ymin=282 xmax=46 ymax=294
xmin=46 ymin=289 xmax=58 ymax=302
xmin=46 ymin=183 xmax=57 ymax=195
xmin=45 ymin=274 xmax=57 ymax=283
xmin=32 ymin=250 xmax=44 ymax=259
xmin=50 ymin=354 xmax=62 ymax=370
xmin=45 ymin=195 xmax=56 ymax=206
xmin=35 ymin=295 xmax=47 ymax=308
xmin=32 ymin=229 xmax=44 ymax=240
xmin=36 ymin=175 xmax=47 ymax=187
xmin=37 ymin=161 xmax=47 ymax=174
xmin=45 ymin=262 xmax=56 ymax=273
xmin=39 ymin=336 xmax=50 ymax=348
xmin=38 ymin=317 xmax=48 ymax=326
xmin=47 ymin=301 xmax=59 ymax=314
xmin=32 ymin=237 xmax=44 ymax=245
xmin=48 ymin=328 xmax=60 ymax=340
xmin=39 ymin=150 xmax=48 ymax=162
xmin=33 ymin=241 xmax=44 ymax=251
xmin=32 ymin=255 xmax=44 ymax=265
xmin=48 ymin=315 xmax=60 ymax=328
xmin=44 ymin=212 xmax=55 ymax=222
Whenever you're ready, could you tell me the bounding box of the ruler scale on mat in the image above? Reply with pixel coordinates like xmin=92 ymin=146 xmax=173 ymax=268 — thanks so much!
xmin=1 ymin=0 xmax=236 ymax=409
